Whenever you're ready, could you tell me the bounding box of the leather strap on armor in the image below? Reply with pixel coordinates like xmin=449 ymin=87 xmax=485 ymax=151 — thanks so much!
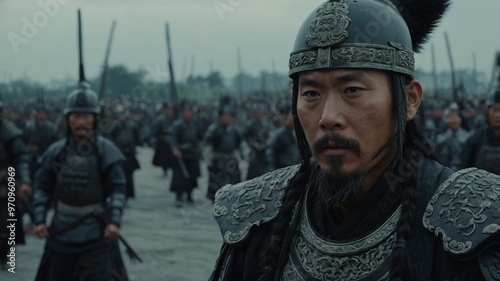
xmin=422 ymin=168 xmax=500 ymax=260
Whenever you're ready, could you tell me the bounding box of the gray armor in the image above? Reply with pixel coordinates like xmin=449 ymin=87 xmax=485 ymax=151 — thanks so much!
xmin=203 ymin=121 xmax=242 ymax=201
xmin=33 ymin=135 xmax=125 ymax=243
xmin=266 ymin=126 xmax=300 ymax=171
xmin=0 ymin=118 xmax=31 ymax=268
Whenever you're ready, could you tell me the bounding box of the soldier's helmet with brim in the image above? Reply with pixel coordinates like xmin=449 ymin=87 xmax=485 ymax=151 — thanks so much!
xmin=63 ymin=81 xmax=100 ymax=115
xmin=289 ymin=0 xmax=414 ymax=78
xmin=289 ymin=0 xmax=449 ymax=163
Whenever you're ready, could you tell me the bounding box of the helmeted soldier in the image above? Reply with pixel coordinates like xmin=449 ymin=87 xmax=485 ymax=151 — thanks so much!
xmin=265 ymin=102 xmax=301 ymax=171
xmin=459 ymin=83 xmax=500 ymax=174
xmin=209 ymin=0 xmax=500 ymax=280
xmin=109 ymin=109 xmax=141 ymax=200
xmin=168 ymin=101 xmax=203 ymax=207
xmin=435 ymin=104 xmax=471 ymax=171
xmin=242 ymin=101 xmax=271 ymax=180
xmin=33 ymin=82 xmax=126 ymax=281
xmin=203 ymin=102 xmax=242 ymax=202
xmin=23 ymin=104 xmax=58 ymax=177
xmin=0 ymin=100 xmax=32 ymax=270
xmin=423 ymin=99 xmax=448 ymax=141
xmin=151 ymin=102 xmax=175 ymax=176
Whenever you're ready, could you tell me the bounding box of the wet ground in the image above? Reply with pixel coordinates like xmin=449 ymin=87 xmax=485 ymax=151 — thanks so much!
xmin=1 ymin=146 xmax=227 ymax=281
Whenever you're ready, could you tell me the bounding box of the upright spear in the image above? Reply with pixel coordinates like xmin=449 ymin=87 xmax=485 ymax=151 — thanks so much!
xmin=444 ymin=32 xmax=458 ymax=103
xmin=78 ymin=9 xmax=86 ymax=83
xmin=431 ymin=44 xmax=438 ymax=99
xmin=165 ymin=23 xmax=179 ymax=115
xmin=98 ymin=20 xmax=117 ymax=100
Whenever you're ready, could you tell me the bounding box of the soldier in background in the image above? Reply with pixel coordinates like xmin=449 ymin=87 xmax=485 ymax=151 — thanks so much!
xmin=461 ymin=98 xmax=487 ymax=132
xmin=23 ymin=105 xmax=58 ymax=177
xmin=242 ymin=102 xmax=271 ymax=180
xmin=0 ymin=100 xmax=32 ymax=270
xmin=423 ymin=99 xmax=447 ymax=141
xmin=266 ymin=103 xmax=300 ymax=171
xmin=168 ymin=103 xmax=203 ymax=207
xmin=203 ymin=105 xmax=242 ymax=202
xmin=151 ymin=102 xmax=175 ymax=177
xmin=435 ymin=104 xmax=470 ymax=171
xmin=109 ymin=110 xmax=141 ymax=200
xmin=459 ymin=90 xmax=500 ymax=174
xmin=33 ymin=83 xmax=126 ymax=280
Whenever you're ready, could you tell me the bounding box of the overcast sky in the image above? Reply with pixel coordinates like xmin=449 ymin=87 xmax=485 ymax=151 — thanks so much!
xmin=1 ymin=0 xmax=499 ymax=85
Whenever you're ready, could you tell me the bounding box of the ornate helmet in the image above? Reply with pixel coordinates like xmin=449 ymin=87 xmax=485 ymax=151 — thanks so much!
xmin=63 ymin=81 xmax=101 ymax=115
xmin=289 ymin=0 xmax=449 ymax=162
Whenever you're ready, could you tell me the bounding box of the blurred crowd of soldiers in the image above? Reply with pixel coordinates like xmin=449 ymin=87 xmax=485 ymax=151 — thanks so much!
xmin=0 ymin=93 xmax=303 ymax=209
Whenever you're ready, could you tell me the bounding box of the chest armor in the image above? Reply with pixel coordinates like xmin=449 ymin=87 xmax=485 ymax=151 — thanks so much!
xmin=27 ymin=121 xmax=52 ymax=146
xmin=248 ymin=122 xmax=269 ymax=151
xmin=178 ymin=122 xmax=199 ymax=148
xmin=474 ymin=145 xmax=500 ymax=175
xmin=215 ymin=128 xmax=239 ymax=154
xmin=114 ymin=124 xmax=135 ymax=149
xmin=55 ymin=147 xmax=104 ymax=206
xmin=282 ymin=202 xmax=401 ymax=281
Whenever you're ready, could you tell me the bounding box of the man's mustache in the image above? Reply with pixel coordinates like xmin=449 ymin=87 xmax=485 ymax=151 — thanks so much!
xmin=73 ymin=126 xmax=90 ymax=133
xmin=312 ymin=133 xmax=361 ymax=155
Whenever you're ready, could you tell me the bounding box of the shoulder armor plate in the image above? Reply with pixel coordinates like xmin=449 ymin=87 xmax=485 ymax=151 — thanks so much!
xmin=213 ymin=164 xmax=301 ymax=244
xmin=423 ymin=168 xmax=500 ymax=259
xmin=478 ymin=245 xmax=500 ymax=281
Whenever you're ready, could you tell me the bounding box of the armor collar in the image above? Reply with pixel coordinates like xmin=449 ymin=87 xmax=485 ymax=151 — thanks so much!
xmin=282 ymin=186 xmax=401 ymax=281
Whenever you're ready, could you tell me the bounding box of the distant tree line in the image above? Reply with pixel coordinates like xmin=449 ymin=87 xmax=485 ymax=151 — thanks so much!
xmin=0 ymin=64 xmax=491 ymax=102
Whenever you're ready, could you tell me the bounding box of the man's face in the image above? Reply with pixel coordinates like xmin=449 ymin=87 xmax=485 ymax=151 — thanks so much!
xmin=164 ymin=108 xmax=173 ymax=117
xmin=297 ymin=69 xmax=396 ymax=178
xmin=68 ymin=112 xmax=94 ymax=142
xmin=220 ymin=114 xmax=232 ymax=126
xmin=36 ymin=110 xmax=47 ymax=121
xmin=182 ymin=109 xmax=193 ymax=122
xmin=488 ymin=105 xmax=500 ymax=130
xmin=431 ymin=108 xmax=443 ymax=120
xmin=446 ymin=112 xmax=461 ymax=130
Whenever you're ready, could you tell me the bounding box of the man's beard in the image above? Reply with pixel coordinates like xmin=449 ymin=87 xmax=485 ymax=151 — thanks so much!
xmin=310 ymin=133 xmax=368 ymax=210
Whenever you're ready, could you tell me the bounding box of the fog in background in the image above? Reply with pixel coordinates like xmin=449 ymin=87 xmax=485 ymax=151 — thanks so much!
xmin=1 ymin=0 xmax=499 ymax=86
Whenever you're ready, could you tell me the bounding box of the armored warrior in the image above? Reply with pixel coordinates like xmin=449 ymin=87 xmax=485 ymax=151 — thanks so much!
xmin=242 ymin=102 xmax=271 ymax=180
xmin=33 ymin=82 xmax=126 ymax=280
xmin=33 ymin=10 xmax=127 ymax=280
xmin=209 ymin=0 xmax=500 ymax=280
xmin=168 ymin=103 xmax=203 ymax=207
xmin=203 ymin=105 xmax=242 ymax=202
xmin=109 ymin=110 xmax=141 ymax=200
xmin=151 ymin=102 xmax=175 ymax=176
xmin=0 ymin=100 xmax=32 ymax=270
xmin=23 ymin=105 xmax=58 ymax=177
xmin=435 ymin=104 xmax=470 ymax=171
xmin=459 ymin=87 xmax=500 ymax=174
xmin=265 ymin=103 xmax=301 ymax=171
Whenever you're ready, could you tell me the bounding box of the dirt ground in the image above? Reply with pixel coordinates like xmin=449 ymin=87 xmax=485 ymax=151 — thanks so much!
xmin=0 ymin=146 xmax=229 ymax=281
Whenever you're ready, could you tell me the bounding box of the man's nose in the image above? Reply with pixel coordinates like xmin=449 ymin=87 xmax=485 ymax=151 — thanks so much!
xmin=319 ymin=94 xmax=346 ymax=131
